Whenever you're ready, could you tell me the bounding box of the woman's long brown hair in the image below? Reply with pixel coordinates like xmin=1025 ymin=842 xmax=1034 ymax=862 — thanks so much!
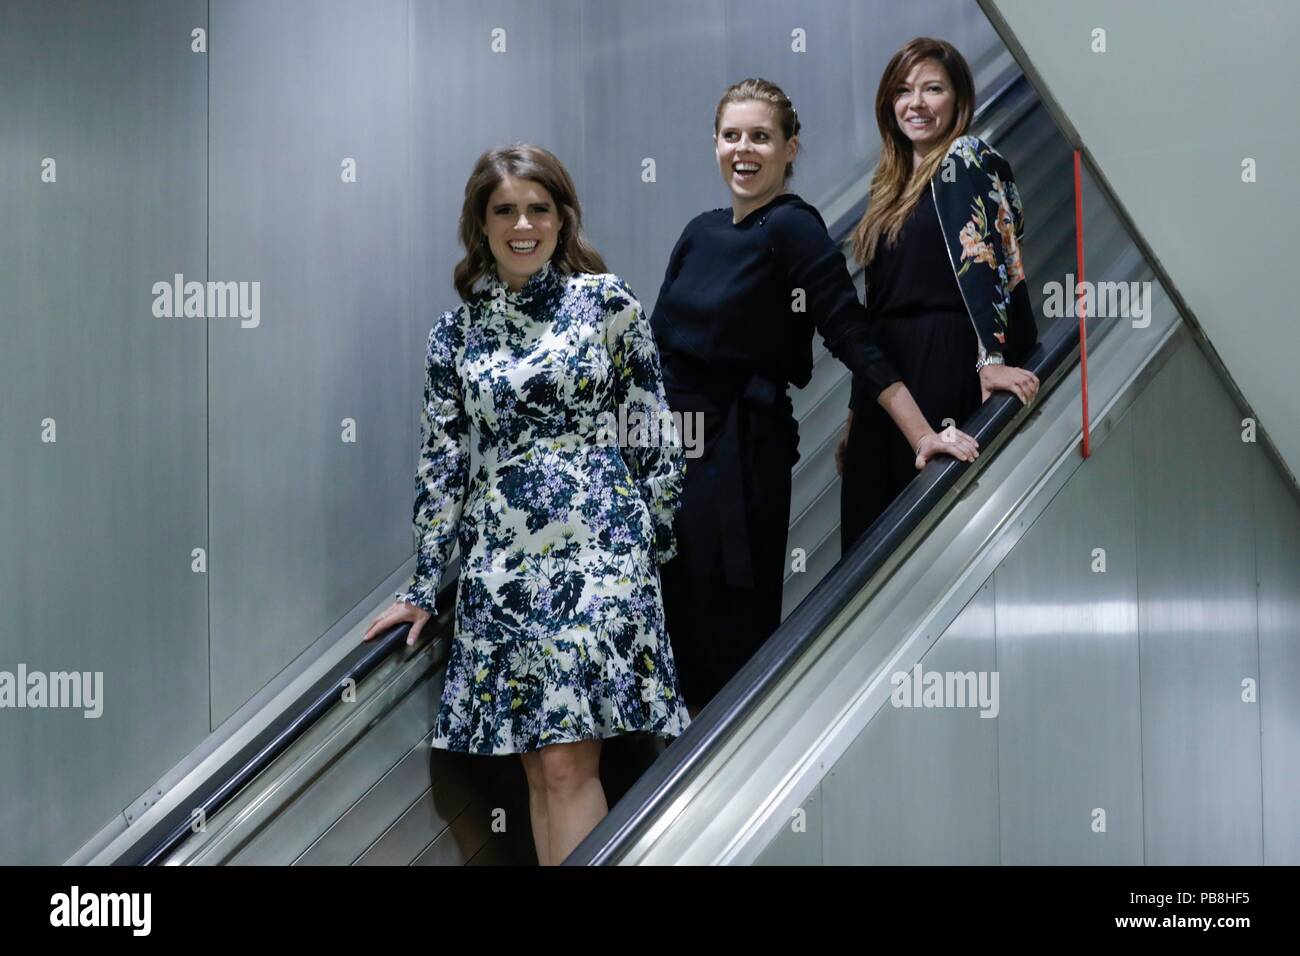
xmin=453 ymin=143 xmax=607 ymax=301
xmin=850 ymin=38 xmax=976 ymax=267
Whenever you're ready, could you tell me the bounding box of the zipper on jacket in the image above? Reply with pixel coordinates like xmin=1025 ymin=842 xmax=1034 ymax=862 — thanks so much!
xmin=930 ymin=177 xmax=990 ymax=366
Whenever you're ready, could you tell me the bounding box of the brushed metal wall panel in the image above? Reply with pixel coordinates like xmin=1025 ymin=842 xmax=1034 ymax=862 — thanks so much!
xmin=578 ymin=0 xmax=727 ymax=313
xmin=1252 ymin=447 xmax=1300 ymax=864
xmin=755 ymin=782 xmax=822 ymax=866
xmin=994 ymin=410 xmax=1143 ymax=864
xmin=207 ymin=0 xmax=412 ymax=724
xmin=0 ymin=0 xmax=209 ymax=865
xmin=1134 ymin=343 xmax=1263 ymax=864
xmin=820 ymin=580 xmax=1000 ymax=864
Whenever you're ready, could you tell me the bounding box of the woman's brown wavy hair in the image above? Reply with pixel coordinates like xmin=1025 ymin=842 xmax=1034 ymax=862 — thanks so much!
xmin=453 ymin=144 xmax=607 ymax=301
xmin=850 ymin=38 xmax=975 ymax=267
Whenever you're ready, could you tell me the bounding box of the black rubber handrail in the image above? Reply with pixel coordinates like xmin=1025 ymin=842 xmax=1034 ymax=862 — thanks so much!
xmin=118 ymin=580 xmax=457 ymax=865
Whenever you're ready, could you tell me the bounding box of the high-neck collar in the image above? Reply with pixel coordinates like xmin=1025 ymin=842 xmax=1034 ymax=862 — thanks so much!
xmin=483 ymin=258 xmax=563 ymax=307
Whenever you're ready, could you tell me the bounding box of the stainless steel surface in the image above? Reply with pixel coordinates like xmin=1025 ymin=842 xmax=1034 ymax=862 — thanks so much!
xmin=351 ymin=741 xmax=476 ymax=866
xmin=1253 ymin=446 xmax=1300 ymax=865
xmin=217 ymin=664 xmax=445 ymax=866
xmin=170 ymin=636 xmax=445 ymax=865
xmin=411 ymin=797 xmax=495 ymax=866
xmin=754 ymin=782 xmax=822 ymax=866
xmin=0 ymin=0 xmax=209 ymax=867
xmin=412 ymin=0 xmax=587 ymax=309
xmin=821 ymin=581 xmax=1000 ymax=864
xmin=79 ymin=561 xmax=421 ymax=865
xmin=1133 ymin=343 xmax=1263 ymax=865
xmin=207 ymin=0 xmax=413 ymax=725
xmin=184 ymin=641 xmax=525 ymax=865
xmin=993 ymin=410 xmax=1143 ymax=864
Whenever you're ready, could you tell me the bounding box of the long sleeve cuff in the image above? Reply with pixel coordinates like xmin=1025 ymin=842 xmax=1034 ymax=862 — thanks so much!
xmin=849 ymin=358 xmax=903 ymax=412
xmin=395 ymin=582 xmax=438 ymax=615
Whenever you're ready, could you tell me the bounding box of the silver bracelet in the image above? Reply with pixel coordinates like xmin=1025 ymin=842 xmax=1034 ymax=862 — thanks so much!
xmin=975 ymin=344 xmax=1005 ymax=372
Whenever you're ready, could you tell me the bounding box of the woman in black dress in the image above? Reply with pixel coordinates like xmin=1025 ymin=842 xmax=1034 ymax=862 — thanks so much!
xmin=651 ymin=78 xmax=979 ymax=713
xmin=839 ymin=39 xmax=1040 ymax=551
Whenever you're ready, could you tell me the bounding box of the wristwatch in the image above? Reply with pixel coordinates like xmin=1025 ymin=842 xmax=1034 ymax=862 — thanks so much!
xmin=975 ymin=342 xmax=1005 ymax=372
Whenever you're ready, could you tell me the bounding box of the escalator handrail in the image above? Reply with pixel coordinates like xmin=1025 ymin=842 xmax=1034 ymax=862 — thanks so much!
xmin=117 ymin=580 xmax=458 ymax=865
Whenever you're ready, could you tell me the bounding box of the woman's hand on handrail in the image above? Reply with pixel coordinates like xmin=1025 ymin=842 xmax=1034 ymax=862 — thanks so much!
xmin=980 ymin=363 xmax=1039 ymax=405
xmin=363 ymin=600 xmax=433 ymax=648
xmin=837 ymin=405 xmax=981 ymax=474
xmin=914 ymin=425 xmax=979 ymax=471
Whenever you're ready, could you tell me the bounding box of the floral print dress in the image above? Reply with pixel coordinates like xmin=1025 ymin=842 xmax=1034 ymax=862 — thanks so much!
xmin=395 ymin=259 xmax=691 ymax=754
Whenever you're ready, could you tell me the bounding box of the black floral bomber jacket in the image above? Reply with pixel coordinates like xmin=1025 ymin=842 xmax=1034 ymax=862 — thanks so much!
xmin=929 ymin=134 xmax=1038 ymax=369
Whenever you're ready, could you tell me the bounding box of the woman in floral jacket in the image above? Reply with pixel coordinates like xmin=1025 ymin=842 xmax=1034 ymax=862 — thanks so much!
xmin=838 ymin=37 xmax=1040 ymax=550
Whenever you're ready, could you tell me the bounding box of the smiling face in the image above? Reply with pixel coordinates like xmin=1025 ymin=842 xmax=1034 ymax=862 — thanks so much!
xmin=482 ymin=175 xmax=560 ymax=291
xmin=715 ymin=100 xmax=797 ymax=221
xmin=892 ymin=58 xmax=956 ymax=162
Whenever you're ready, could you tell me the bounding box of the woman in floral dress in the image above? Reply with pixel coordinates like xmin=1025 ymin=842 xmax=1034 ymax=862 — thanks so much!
xmin=364 ymin=144 xmax=688 ymax=865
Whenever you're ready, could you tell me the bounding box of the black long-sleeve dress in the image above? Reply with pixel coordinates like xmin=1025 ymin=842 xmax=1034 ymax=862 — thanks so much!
xmin=650 ymin=192 xmax=900 ymax=706
xmin=840 ymin=189 xmax=979 ymax=553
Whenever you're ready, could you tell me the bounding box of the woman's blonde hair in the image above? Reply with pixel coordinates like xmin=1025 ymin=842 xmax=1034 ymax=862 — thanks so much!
xmin=714 ymin=77 xmax=802 ymax=180
xmin=850 ymin=38 xmax=975 ymax=266
xmin=453 ymin=143 xmax=607 ymax=301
